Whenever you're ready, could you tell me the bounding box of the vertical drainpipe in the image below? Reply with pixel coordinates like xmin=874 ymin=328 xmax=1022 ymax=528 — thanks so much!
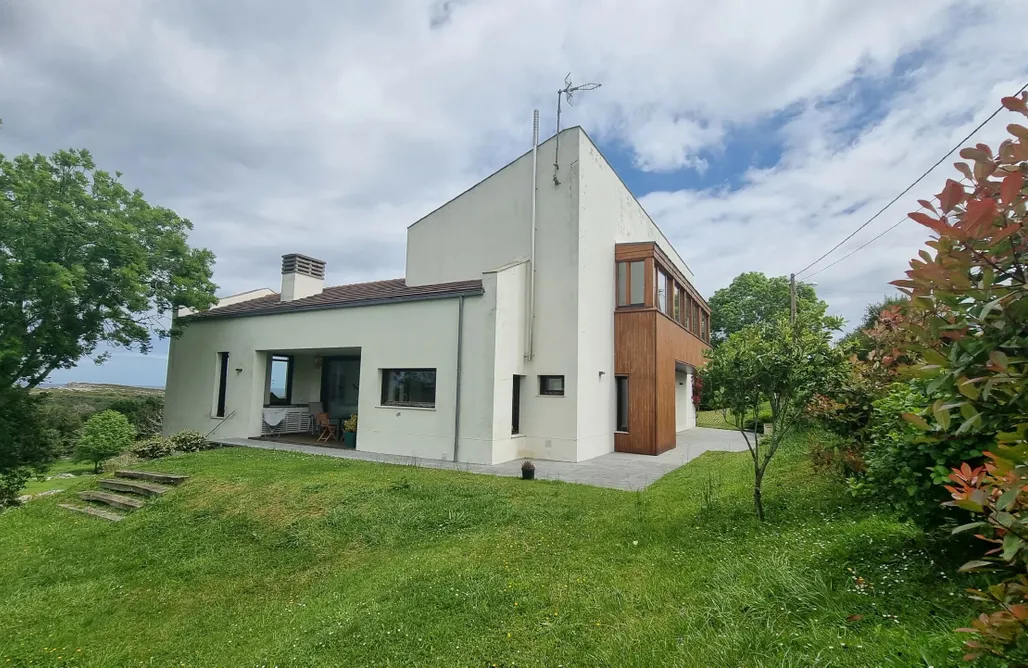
xmin=526 ymin=109 xmax=539 ymax=361
xmin=453 ymin=295 xmax=465 ymax=462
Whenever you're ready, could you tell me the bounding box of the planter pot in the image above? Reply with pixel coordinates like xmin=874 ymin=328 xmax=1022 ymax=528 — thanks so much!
xmin=343 ymin=432 xmax=356 ymax=448
xmin=521 ymin=468 xmax=535 ymax=480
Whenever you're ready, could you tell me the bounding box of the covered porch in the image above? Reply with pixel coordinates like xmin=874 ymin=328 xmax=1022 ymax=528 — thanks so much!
xmin=256 ymin=346 xmax=361 ymax=444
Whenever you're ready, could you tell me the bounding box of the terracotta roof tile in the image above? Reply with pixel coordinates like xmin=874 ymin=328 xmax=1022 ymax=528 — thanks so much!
xmin=184 ymin=278 xmax=483 ymax=320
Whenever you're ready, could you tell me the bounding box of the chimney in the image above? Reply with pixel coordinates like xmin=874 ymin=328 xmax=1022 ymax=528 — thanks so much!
xmin=280 ymin=253 xmax=326 ymax=302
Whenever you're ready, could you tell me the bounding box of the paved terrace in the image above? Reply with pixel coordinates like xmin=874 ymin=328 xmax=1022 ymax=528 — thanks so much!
xmin=213 ymin=427 xmax=751 ymax=491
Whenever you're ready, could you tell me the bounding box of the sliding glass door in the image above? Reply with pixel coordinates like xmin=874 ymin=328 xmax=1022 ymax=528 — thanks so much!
xmin=321 ymin=357 xmax=360 ymax=420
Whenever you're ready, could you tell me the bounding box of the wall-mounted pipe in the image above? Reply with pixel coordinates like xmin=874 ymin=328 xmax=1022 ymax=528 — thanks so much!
xmin=452 ymin=295 xmax=465 ymax=462
xmin=526 ymin=109 xmax=539 ymax=361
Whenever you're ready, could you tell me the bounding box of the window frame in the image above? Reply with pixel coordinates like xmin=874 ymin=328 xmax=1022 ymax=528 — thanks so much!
xmin=539 ymin=375 xmax=565 ymax=396
xmin=380 ymin=368 xmax=438 ymax=408
xmin=267 ymin=354 xmax=294 ymax=406
xmin=616 ymin=260 xmax=647 ymax=307
xmin=215 ymin=352 xmax=229 ymax=418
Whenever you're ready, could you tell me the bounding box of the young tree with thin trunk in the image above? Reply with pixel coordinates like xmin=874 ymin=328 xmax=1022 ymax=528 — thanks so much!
xmin=703 ymin=314 xmax=844 ymax=520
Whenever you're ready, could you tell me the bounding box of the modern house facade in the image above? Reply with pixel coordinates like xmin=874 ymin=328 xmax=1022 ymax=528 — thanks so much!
xmin=163 ymin=127 xmax=712 ymax=464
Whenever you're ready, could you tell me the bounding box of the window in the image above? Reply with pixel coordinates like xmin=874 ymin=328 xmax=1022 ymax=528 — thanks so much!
xmin=684 ymin=296 xmax=692 ymax=331
xmin=616 ymin=376 xmax=629 ymax=432
xmin=539 ymin=375 xmax=565 ymax=396
xmin=656 ymin=268 xmax=668 ymax=313
xmin=268 ymin=355 xmax=293 ymax=405
xmin=215 ymin=352 xmax=229 ymax=418
xmin=381 ymin=369 xmax=437 ymax=408
xmin=673 ymin=284 xmax=681 ymax=323
xmin=702 ymin=313 xmax=709 ymax=342
xmin=617 ymin=260 xmax=646 ymax=306
xmin=512 ymin=375 xmax=523 ymax=434
xmin=629 ymin=260 xmax=645 ymax=305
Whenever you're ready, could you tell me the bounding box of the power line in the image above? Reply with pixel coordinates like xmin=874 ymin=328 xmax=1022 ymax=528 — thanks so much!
xmin=793 ymin=80 xmax=1028 ymax=278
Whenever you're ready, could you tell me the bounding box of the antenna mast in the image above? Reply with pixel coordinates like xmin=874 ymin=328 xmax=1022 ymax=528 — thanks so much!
xmin=553 ymin=73 xmax=601 ymax=186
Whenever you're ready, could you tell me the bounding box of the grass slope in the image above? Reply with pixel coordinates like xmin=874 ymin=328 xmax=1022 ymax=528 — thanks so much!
xmin=0 ymin=435 xmax=982 ymax=667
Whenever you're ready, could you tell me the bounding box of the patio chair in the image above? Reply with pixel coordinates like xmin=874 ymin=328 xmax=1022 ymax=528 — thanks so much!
xmin=315 ymin=412 xmax=337 ymax=443
xmin=308 ymin=402 xmax=323 ymax=434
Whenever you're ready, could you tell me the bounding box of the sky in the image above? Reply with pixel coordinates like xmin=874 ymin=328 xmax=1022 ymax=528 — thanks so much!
xmin=2 ymin=0 xmax=1027 ymax=387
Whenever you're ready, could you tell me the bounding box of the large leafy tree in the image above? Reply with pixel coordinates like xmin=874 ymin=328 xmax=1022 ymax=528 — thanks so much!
xmin=0 ymin=134 xmax=218 ymax=499
xmin=708 ymin=272 xmax=839 ymax=345
xmin=0 ymin=146 xmax=218 ymax=390
xmin=703 ymin=312 xmax=845 ymax=520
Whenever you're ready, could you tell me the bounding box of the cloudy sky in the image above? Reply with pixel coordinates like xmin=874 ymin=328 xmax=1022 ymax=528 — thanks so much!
xmin=2 ymin=0 xmax=1027 ymax=387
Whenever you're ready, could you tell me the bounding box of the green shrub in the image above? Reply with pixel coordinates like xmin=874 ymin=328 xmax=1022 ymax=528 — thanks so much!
xmin=0 ymin=389 xmax=61 ymax=504
xmin=74 ymin=410 xmax=135 ymax=473
xmin=132 ymin=435 xmax=174 ymax=459
xmin=109 ymin=395 xmax=163 ymax=438
xmin=171 ymin=429 xmax=210 ymax=452
xmin=849 ymin=381 xmax=988 ymax=527
xmin=0 ymin=469 xmax=32 ymax=508
xmin=342 ymin=413 xmax=358 ymax=433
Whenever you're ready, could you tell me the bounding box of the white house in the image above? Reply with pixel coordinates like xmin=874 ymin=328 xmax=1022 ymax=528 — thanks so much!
xmin=163 ymin=126 xmax=712 ymax=464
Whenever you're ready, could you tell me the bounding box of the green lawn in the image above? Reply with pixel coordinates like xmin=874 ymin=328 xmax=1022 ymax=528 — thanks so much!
xmin=20 ymin=459 xmax=97 ymax=497
xmin=0 ymin=433 xmax=984 ymax=667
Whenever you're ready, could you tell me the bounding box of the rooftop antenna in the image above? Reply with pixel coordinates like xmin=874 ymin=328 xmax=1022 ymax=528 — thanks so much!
xmin=553 ymin=73 xmax=601 ymax=186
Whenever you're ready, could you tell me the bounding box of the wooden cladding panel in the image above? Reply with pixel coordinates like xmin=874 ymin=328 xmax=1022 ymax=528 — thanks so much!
xmin=655 ymin=313 xmax=710 ymax=453
xmin=614 ymin=310 xmax=656 ymax=454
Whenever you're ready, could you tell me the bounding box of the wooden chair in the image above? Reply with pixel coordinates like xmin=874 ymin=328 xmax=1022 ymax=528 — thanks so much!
xmin=315 ymin=413 xmax=337 ymax=443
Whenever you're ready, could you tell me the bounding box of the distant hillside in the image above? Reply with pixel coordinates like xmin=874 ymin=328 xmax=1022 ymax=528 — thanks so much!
xmin=58 ymin=382 xmax=164 ymax=394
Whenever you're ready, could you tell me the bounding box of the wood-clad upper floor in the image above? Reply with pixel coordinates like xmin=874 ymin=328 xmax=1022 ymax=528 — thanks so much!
xmin=614 ymin=242 xmax=711 ymax=347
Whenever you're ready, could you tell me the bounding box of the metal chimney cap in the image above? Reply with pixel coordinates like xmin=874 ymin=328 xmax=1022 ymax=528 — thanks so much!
xmin=281 ymin=253 xmax=326 ymax=279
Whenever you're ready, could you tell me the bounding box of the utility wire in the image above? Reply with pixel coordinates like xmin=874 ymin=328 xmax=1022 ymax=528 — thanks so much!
xmin=794 ymin=80 xmax=1028 ymax=278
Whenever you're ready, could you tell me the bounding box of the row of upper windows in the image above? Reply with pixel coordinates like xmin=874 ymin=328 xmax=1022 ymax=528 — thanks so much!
xmin=615 ymin=259 xmax=711 ymax=343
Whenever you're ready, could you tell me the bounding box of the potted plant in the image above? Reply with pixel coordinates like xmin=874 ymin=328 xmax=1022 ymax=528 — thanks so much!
xmin=521 ymin=460 xmax=535 ymax=480
xmin=342 ymin=413 xmax=357 ymax=448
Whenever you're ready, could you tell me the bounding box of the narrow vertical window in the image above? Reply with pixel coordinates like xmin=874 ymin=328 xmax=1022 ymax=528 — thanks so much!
xmin=216 ymin=352 xmax=229 ymax=418
xmin=512 ymin=375 xmax=522 ymax=434
xmin=629 ymin=261 xmax=645 ymax=305
xmin=673 ymin=284 xmax=681 ymax=323
xmin=616 ymin=376 xmax=629 ymax=432
xmin=617 ymin=262 xmax=628 ymax=306
xmin=656 ymin=269 xmax=667 ymax=312
xmin=268 ymin=355 xmax=294 ymax=405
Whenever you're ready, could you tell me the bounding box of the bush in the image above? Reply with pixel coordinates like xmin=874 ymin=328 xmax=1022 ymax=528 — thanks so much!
xmin=109 ymin=395 xmax=163 ymax=438
xmin=849 ymin=381 xmax=988 ymax=527
xmin=171 ymin=429 xmax=210 ymax=452
xmin=74 ymin=410 xmax=135 ymax=473
xmin=342 ymin=413 xmax=358 ymax=433
xmin=0 ymin=389 xmax=61 ymax=505
xmin=132 ymin=435 xmax=174 ymax=460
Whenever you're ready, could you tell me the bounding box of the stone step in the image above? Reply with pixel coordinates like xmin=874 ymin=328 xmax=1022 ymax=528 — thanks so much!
xmin=98 ymin=478 xmax=170 ymax=497
xmin=58 ymin=503 xmax=125 ymax=522
xmin=114 ymin=470 xmax=189 ymax=485
xmin=78 ymin=490 xmax=145 ymax=511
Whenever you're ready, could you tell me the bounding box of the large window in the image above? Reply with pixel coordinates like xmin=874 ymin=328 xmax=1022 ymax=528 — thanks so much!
xmin=616 ymin=376 xmax=629 ymax=432
xmin=268 ymin=355 xmax=293 ymax=405
xmin=539 ymin=375 xmax=565 ymax=396
xmin=215 ymin=352 xmax=229 ymax=418
xmin=616 ymin=260 xmax=646 ymax=306
xmin=381 ymin=369 xmax=437 ymax=408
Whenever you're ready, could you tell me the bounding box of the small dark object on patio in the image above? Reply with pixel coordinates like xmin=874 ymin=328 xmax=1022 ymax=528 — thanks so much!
xmin=521 ymin=460 xmax=535 ymax=480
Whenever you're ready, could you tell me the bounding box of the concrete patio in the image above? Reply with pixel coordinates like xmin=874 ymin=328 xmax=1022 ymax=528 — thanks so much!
xmin=213 ymin=427 xmax=751 ymax=491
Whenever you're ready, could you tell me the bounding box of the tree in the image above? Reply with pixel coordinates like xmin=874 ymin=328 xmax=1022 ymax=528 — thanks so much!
xmin=888 ymin=92 xmax=1028 ymax=660
xmin=708 ymin=272 xmax=839 ymax=345
xmin=0 ymin=133 xmax=218 ymax=495
xmin=75 ymin=410 xmax=135 ymax=473
xmin=0 ymin=392 xmax=59 ymax=507
xmin=0 ymin=146 xmax=218 ymax=391
xmin=703 ymin=313 xmax=845 ymax=520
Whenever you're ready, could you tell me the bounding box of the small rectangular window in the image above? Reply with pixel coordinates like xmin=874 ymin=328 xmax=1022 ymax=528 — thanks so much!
xmin=673 ymin=284 xmax=681 ymax=323
xmin=512 ymin=375 xmax=522 ymax=434
xmin=629 ymin=261 xmax=645 ymax=305
xmin=539 ymin=375 xmax=565 ymax=396
xmin=215 ymin=352 xmax=229 ymax=418
xmin=268 ymin=355 xmax=293 ymax=405
xmin=381 ymin=369 xmax=437 ymax=408
xmin=702 ymin=313 xmax=709 ymax=342
xmin=616 ymin=376 xmax=629 ymax=432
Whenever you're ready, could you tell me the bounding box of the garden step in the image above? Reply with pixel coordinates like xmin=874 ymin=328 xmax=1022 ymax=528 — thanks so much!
xmin=57 ymin=503 xmax=125 ymax=522
xmin=97 ymin=479 xmax=170 ymax=497
xmin=78 ymin=490 xmax=145 ymax=511
xmin=114 ymin=470 xmax=189 ymax=485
